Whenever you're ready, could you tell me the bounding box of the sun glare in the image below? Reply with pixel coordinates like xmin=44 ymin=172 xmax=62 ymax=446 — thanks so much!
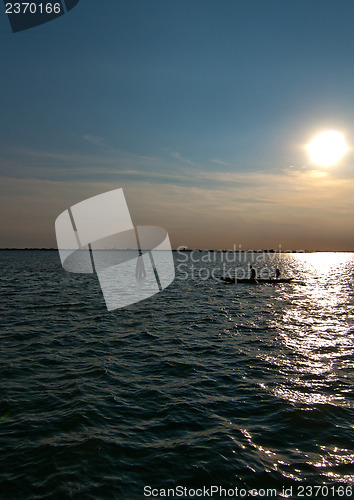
xmin=306 ymin=130 xmax=348 ymax=167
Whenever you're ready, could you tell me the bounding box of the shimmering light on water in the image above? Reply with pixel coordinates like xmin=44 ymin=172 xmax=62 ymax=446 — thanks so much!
xmin=266 ymin=253 xmax=354 ymax=413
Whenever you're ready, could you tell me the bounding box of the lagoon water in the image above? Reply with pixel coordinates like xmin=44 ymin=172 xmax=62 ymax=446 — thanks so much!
xmin=0 ymin=250 xmax=353 ymax=499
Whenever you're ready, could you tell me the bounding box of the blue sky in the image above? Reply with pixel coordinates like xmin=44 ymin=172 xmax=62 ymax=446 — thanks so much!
xmin=1 ymin=0 xmax=354 ymax=249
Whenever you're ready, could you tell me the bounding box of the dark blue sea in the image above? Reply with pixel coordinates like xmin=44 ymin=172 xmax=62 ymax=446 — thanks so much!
xmin=0 ymin=250 xmax=353 ymax=499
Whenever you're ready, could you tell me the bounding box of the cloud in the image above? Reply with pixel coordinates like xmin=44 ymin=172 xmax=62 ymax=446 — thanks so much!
xmin=171 ymin=151 xmax=196 ymax=166
xmin=2 ymin=160 xmax=354 ymax=250
xmin=0 ymin=145 xmax=163 ymax=181
xmin=1 ymin=142 xmax=354 ymax=249
xmin=209 ymin=158 xmax=231 ymax=167
xmin=82 ymin=135 xmax=108 ymax=147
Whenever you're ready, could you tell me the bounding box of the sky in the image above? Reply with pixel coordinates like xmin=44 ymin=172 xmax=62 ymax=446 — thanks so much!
xmin=1 ymin=0 xmax=354 ymax=250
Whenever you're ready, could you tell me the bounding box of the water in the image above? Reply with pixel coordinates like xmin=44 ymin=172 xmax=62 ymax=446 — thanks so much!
xmin=0 ymin=250 xmax=353 ymax=499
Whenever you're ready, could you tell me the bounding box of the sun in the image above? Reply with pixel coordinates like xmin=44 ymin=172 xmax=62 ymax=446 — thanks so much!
xmin=306 ymin=130 xmax=348 ymax=167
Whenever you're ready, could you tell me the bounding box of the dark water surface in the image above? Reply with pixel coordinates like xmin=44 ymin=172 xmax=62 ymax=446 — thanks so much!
xmin=0 ymin=250 xmax=353 ymax=499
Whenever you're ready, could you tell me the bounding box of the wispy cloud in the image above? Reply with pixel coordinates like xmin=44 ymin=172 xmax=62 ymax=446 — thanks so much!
xmin=171 ymin=151 xmax=196 ymax=166
xmin=2 ymin=162 xmax=354 ymax=249
xmin=209 ymin=158 xmax=231 ymax=167
xmin=82 ymin=135 xmax=108 ymax=148
xmin=2 ymin=141 xmax=354 ymax=249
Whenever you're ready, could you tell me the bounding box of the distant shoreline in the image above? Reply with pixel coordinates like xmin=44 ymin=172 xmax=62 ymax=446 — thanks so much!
xmin=1 ymin=248 xmax=353 ymax=253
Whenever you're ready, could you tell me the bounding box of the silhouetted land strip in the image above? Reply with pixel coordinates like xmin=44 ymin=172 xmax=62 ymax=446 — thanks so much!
xmin=1 ymin=248 xmax=353 ymax=253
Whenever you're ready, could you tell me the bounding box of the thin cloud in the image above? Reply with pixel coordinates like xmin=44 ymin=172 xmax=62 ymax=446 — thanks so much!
xmin=82 ymin=135 xmax=108 ymax=147
xmin=209 ymin=158 xmax=231 ymax=167
xmin=1 ymin=170 xmax=354 ymax=250
xmin=171 ymin=151 xmax=196 ymax=166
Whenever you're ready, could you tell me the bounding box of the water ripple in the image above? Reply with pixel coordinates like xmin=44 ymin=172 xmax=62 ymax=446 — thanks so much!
xmin=0 ymin=251 xmax=353 ymax=498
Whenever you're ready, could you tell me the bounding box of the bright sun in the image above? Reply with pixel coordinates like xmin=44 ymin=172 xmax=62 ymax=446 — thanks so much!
xmin=306 ymin=130 xmax=348 ymax=167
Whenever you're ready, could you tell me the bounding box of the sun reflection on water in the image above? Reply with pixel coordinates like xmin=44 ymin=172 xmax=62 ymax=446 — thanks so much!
xmin=252 ymin=254 xmax=354 ymax=483
xmin=268 ymin=253 xmax=354 ymax=408
xmin=225 ymin=252 xmax=354 ymax=484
